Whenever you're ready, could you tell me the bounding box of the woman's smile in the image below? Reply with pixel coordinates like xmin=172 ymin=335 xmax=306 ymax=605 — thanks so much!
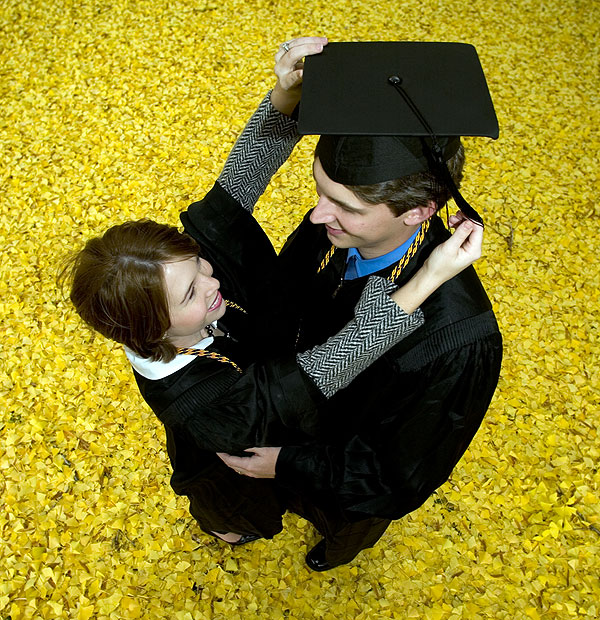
xmin=208 ymin=291 xmax=223 ymax=312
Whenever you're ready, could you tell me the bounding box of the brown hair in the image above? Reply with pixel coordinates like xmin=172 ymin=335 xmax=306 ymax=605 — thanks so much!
xmin=347 ymin=142 xmax=465 ymax=217
xmin=63 ymin=219 xmax=201 ymax=362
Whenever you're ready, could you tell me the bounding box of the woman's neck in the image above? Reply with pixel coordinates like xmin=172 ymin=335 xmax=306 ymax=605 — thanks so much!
xmin=168 ymin=324 xmax=224 ymax=349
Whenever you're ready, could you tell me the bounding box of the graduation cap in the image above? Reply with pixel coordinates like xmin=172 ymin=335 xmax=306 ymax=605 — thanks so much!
xmin=297 ymin=41 xmax=499 ymax=226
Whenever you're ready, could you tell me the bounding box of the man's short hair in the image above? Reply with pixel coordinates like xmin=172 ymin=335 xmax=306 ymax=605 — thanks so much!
xmin=346 ymin=141 xmax=465 ymax=217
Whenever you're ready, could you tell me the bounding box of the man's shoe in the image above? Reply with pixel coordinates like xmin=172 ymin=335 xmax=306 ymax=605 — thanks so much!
xmin=305 ymin=540 xmax=333 ymax=571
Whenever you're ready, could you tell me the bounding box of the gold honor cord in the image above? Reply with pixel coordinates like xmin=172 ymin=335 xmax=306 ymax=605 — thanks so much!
xmin=317 ymin=245 xmax=336 ymax=274
xmin=174 ymin=299 xmax=247 ymax=372
xmin=225 ymin=299 xmax=247 ymax=314
xmin=388 ymin=218 xmax=430 ymax=282
xmin=176 ymin=348 xmax=243 ymax=374
xmin=317 ymin=218 xmax=431 ymax=283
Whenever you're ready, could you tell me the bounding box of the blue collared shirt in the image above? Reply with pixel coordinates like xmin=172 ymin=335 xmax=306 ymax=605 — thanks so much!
xmin=345 ymin=226 xmax=421 ymax=280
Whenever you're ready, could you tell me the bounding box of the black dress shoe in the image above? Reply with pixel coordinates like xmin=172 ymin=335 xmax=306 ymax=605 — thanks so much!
xmin=230 ymin=533 xmax=261 ymax=546
xmin=305 ymin=540 xmax=333 ymax=571
xmin=211 ymin=532 xmax=261 ymax=546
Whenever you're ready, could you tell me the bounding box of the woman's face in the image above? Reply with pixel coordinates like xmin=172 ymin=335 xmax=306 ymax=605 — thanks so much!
xmin=162 ymin=256 xmax=226 ymax=347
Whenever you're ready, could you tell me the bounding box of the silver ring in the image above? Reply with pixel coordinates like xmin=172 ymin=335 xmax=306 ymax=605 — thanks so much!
xmin=282 ymin=41 xmax=290 ymax=53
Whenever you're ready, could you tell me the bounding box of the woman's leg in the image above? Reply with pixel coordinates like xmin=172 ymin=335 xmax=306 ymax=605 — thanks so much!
xmin=184 ymin=462 xmax=286 ymax=541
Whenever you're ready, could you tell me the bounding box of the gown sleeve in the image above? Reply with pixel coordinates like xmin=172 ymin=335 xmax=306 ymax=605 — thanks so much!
xmin=180 ymin=92 xmax=300 ymax=318
xmin=274 ymin=332 xmax=503 ymax=520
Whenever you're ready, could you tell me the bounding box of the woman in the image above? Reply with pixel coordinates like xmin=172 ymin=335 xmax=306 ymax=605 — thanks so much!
xmin=64 ymin=37 xmax=483 ymax=545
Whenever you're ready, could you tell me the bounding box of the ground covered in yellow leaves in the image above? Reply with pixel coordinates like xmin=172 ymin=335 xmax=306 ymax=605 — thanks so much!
xmin=1 ymin=0 xmax=598 ymax=618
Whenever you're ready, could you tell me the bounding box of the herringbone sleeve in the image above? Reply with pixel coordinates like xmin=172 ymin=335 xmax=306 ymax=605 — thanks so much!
xmin=296 ymin=277 xmax=425 ymax=398
xmin=217 ymin=92 xmax=301 ymax=212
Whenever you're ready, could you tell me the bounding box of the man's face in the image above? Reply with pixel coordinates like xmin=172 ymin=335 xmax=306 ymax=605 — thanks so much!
xmin=310 ymin=157 xmax=415 ymax=259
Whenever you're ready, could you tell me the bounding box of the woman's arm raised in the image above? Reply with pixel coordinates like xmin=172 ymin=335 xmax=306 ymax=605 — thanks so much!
xmin=389 ymin=219 xmax=483 ymax=314
xmin=216 ymin=37 xmax=327 ymax=212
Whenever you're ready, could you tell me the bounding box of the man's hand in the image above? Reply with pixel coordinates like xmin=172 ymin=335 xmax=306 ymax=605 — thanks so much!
xmin=270 ymin=36 xmax=327 ymax=116
xmin=217 ymin=447 xmax=282 ymax=479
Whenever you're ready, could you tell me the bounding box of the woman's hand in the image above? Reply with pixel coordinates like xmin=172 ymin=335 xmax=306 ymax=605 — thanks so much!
xmin=270 ymin=36 xmax=328 ymax=116
xmin=388 ymin=216 xmax=483 ymax=314
xmin=423 ymin=218 xmax=483 ymax=284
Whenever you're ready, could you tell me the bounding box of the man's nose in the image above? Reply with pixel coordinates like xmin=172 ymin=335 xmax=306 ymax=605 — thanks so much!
xmin=310 ymin=196 xmax=337 ymax=224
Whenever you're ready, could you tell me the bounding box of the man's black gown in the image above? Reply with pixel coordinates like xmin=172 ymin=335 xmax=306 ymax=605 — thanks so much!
xmin=181 ymin=186 xmax=502 ymax=525
xmin=268 ymin=212 xmax=503 ymax=521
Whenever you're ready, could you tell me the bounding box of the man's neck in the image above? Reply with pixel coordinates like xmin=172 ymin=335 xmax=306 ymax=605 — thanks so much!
xmin=357 ymin=224 xmax=420 ymax=259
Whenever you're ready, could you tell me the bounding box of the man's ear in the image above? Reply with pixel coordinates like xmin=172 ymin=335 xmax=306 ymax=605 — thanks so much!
xmin=403 ymin=201 xmax=437 ymax=225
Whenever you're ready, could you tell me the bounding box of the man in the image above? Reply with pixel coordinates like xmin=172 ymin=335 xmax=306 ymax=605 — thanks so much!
xmin=218 ymin=41 xmax=503 ymax=570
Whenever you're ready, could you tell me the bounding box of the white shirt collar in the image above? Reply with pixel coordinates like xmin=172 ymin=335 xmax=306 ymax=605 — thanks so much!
xmin=124 ymin=332 xmax=215 ymax=380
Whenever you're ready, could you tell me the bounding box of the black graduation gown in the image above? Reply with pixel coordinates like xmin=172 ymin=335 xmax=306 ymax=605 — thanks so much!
xmin=271 ymin=213 xmax=503 ymax=520
xmin=133 ymin=341 xmax=321 ymax=538
xmin=133 ymin=183 xmax=324 ymax=538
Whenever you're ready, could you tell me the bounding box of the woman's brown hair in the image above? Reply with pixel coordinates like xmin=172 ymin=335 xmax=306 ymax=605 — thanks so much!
xmin=63 ymin=219 xmax=201 ymax=362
